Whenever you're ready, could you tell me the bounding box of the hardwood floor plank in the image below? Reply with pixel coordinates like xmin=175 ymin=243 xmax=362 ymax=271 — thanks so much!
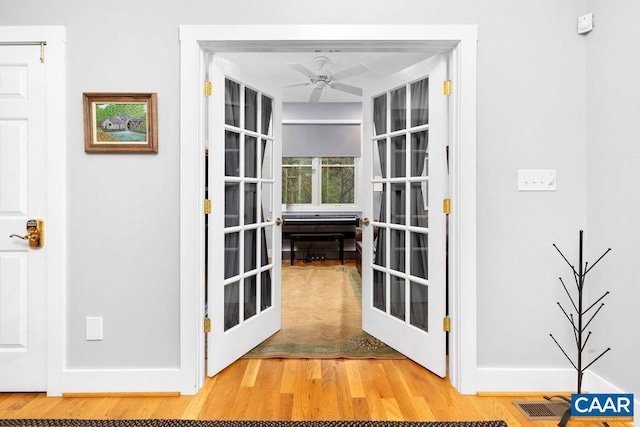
xmin=344 ymin=360 xmax=365 ymax=398
xmin=240 ymin=359 xmax=262 ymax=388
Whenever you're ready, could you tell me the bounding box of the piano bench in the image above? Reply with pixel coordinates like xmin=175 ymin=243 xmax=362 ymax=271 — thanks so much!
xmin=289 ymin=233 xmax=345 ymax=265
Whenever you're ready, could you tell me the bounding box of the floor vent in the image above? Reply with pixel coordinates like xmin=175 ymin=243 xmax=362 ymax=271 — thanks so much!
xmin=512 ymin=400 xmax=571 ymax=420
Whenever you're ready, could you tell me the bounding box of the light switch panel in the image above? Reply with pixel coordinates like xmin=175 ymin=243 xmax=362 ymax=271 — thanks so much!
xmin=518 ymin=169 xmax=556 ymax=191
xmin=86 ymin=316 xmax=103 ymax=341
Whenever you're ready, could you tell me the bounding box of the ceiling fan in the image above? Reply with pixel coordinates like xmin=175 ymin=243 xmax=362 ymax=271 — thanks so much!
xmin=282 ymin=56 xmax=370 ymax=102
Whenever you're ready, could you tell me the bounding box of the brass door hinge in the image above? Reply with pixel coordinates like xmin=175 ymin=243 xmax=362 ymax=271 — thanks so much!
xmin=443 ymin=80 xmax=452 ymax=96
xmin=204 ymin=199 xmax=211 ymax=214
xmin=204 ymin=81 xmax=212 ymax=97
xmin=443 ymin=316 xmax=451 ymax=332
xmin=204 ymin=317 xmax=211 ymax=333
xmin=443 ymin=198 xmax=451 ymax=215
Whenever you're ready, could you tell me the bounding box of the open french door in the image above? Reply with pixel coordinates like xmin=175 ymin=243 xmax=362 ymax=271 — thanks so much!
xmin=361 ymin=55 xmax=447 ymax=377
xmin=206 ymin=56 xmax=282 ymax=377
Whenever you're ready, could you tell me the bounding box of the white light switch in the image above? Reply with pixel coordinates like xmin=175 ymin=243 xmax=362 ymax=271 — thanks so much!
xmin=518 ymin=169 xmax=556 ymax=191
xmin=86 ymin=316 xmax=103 ymax=341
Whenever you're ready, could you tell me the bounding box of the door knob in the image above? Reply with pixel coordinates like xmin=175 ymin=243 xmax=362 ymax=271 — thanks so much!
xmin=9 ymin=219 xmax=44 ymax=248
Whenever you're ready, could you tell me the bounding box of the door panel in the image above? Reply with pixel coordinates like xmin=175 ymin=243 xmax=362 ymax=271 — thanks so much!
xmin=0 ymin=45 xmax=47 ymax=391
xmin=207 ymin=57 xmax=282 ymax=377
xmin=362 ymin=55 xmax=447 ymax=377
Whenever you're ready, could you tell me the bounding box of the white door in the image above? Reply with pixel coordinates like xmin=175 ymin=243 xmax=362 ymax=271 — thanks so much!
xmin=207 ymin=56 xmax=282 ymax=376
xmin=0 ymin=44 xmax=48 ymax=391
xmin=362 ymin=55 xmax=447 ymax=377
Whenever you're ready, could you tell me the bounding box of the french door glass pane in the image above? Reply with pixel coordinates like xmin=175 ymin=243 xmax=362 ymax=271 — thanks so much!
xmin=390 ymin=274 xmax=405 ymax=321
xmin=261 ymin=139 xmax=272 ymax=179
xmin=261 ymin=270 xmax=272 ymax=310
xmin=225 ymin=183 xmax=239 ymax=227
xmin=410 ymin=232 xmax=428 ymax=280
xmin=390 ymin=183 xmax=405 ymax=225
xmin=373 ymin=269 xmax=386 ymax=311
xmin=225 ymin=79 xmax=240 ymax=128
xmin=410 ymin=183 xmax=428 ymax=227
xmin=373 ymin=226 xmax=386 ymax=267
xmin=245 ymin=136 xmax=257 ymax=178
xmin=411 ymin=131 xmax=428 ymax=176
xmin=245 ymin=183 xmax=257 ymax=225
xmin=373 ymin=94 xmax=387 ymax=136
xmin=374 ymin=139 xmax=386 ymax=179
xmin=390 ymin=86 xmax=406 ymax=132
xmin=225 ymin=131 xmax=240 ymax=177
xmin=261 ymin=182 xmax=272 ymax=224
xmin=390 ymin=135 xmax=406 ymax=178
xmin=390 ymin=229 xmax=405 ymax=273
xmin=245 ymin=87 xmax=257 ymax=132
xmin=224 ymin=281 xmax=240 ymax=331
xmin=244 ymin=276 xmax=257 ymax=321
xmin=261 ymin=95 xmax=273 ymax=136
xmin=411 ymin=78 xmax=429 ymax=127
xmin=261 ymin=224 xmax=272 ymax=267
xmin=244 ymin=229 xmax=257 ymax=272
xmin=410 ymin=281 xmax=428 ymax=331
xmin=224 ymin=232 xmax=239 ymax=279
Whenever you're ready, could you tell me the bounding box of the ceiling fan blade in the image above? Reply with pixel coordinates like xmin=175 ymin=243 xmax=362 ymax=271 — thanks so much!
xmin=309 ymin=87 xmax=323 ymax=103
xmin=287 ymin=63 xmax=318 ymax=79
xmin=330 ymin=82 xmax=363 ymax=96
xmin=281 ymin=81 xmax=311 ymax=88
xmin=331 ymin=63 xmax=370 ymax=81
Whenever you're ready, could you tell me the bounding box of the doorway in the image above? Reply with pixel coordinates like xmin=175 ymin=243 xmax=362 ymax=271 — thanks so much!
xmin=179 ymin=24 xmax=478 ymax=395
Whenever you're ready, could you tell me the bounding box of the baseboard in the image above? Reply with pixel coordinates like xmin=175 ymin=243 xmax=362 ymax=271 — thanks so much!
xmin=477 ymin=367 xmax=577 ymax=393
xmin=47 ymin=368 xmax=196 ymax=397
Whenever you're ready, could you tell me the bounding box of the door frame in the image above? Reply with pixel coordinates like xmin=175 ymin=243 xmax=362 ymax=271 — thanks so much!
xmin=179 ymin=24 xmax=478 ymax=394
xmin=0 ymin=26 xmax=67 ymax=395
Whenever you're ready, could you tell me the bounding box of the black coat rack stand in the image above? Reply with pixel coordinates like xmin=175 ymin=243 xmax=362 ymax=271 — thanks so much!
xmin=544 ymin=230 xmax=611 ymax=427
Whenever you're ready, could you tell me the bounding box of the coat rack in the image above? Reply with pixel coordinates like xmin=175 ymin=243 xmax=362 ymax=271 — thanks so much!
xmin=545 ymin=230 xmax=611 ymax=427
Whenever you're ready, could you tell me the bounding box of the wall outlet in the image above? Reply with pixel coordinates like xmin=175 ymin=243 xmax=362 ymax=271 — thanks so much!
xmin=86 ymin=317 xmax=103 ymax=341
xmin=518 ymin=169 xmax=556 ymax=191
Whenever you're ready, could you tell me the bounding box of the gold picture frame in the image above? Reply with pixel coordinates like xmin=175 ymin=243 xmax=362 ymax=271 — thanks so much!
xmin=83 ymin=92 xmax=158 ymax=153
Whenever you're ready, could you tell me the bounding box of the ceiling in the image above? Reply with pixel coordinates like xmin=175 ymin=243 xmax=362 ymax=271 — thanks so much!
xmin=216 ymin=51 xmax=438 ymax=103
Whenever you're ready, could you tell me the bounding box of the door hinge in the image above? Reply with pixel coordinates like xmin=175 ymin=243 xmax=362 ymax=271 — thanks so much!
xmin=443 ymin=198 xmax=451 ymax=215
xmin=443 ymin=80 xmax=452 ymax=96
xmin=443 ymin=316 xmax=451 ymax=332
xmin=204 ymin=81 xmax=212 ymax=97
xmin=204 ymin=199 xmax=211 ymax=214
xmin=204 ymin=317 xmax=211 ymax=333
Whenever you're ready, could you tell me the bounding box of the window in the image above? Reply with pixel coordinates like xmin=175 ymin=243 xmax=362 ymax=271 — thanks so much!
xmin=282 ymin=156 xmax=357 ymax=206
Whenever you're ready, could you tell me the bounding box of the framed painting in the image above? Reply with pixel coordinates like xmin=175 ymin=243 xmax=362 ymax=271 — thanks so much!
xmin=83 ymin=92 xmax=158 ymax=153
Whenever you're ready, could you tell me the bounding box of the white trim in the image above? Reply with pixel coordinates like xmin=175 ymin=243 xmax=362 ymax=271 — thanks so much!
xmin=477 ymin=368 xmax=577 ymax=393
xmin=179 ymin=24 xmax=478 ymax=395
xmin=179 ymin=39 xmax=206 ymax=394
xmin=0 ymin=26 xmax=67 ymax=397
xmin=53 ymin=369 xmax=184 ymax=394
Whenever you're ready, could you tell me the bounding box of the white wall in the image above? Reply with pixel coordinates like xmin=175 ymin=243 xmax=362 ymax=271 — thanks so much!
xmin=1 ymin=0 xmax=624 ymax=394
xmin=585 ymin=0 xmax=640 ymax=402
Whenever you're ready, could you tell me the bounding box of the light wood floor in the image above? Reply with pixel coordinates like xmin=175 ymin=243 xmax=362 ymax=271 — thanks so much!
xmin=0 ymin=358 xmax=631 ymax=426
xmin=0 ymin=261 xmax=630 ymax=425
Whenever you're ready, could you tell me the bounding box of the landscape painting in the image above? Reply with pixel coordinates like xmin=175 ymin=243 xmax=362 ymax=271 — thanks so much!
xmin=83 ymin=92 xmax=157 ymax=153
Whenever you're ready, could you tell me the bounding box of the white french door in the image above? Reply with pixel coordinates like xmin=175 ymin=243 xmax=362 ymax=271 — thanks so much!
xmin=362 ymin=55 xmax=447 ymax=377
xmin=206 ymin=56 xmax=282 ymax=377
xmin=0 ymin=44 xmax=48 ymax=391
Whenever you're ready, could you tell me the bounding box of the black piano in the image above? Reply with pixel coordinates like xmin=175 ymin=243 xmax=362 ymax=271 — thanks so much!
xmin=282 ymin=214 xmax=360 ymax=265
